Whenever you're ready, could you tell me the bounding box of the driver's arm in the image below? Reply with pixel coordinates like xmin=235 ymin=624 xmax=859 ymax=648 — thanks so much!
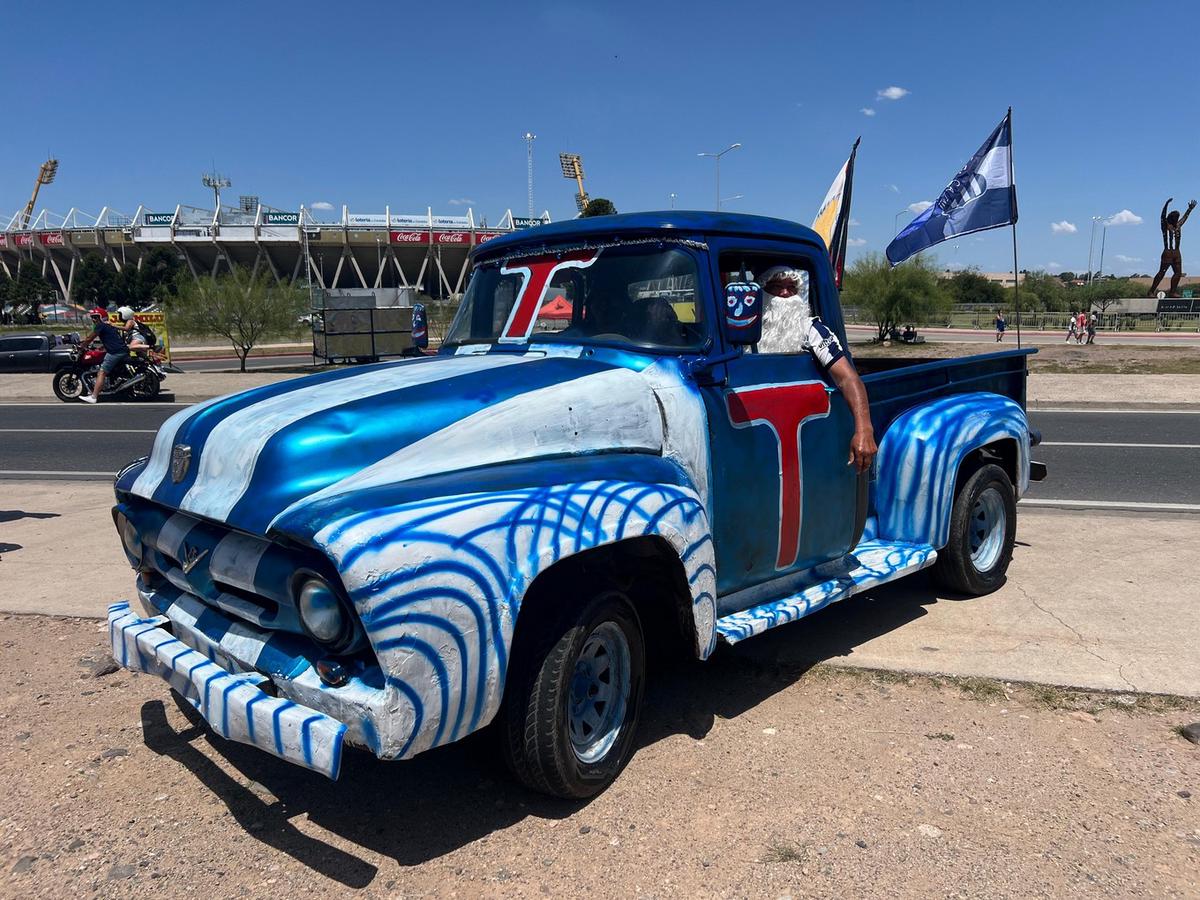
xmin=828 ymin=357 xmax=877 ymax=474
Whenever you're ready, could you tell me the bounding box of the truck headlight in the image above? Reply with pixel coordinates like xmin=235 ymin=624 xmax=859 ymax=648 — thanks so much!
xmin=115 ymin=512 xmax=143 ymax=568
xmin=295 ymin=575 xmax=358 ymax=652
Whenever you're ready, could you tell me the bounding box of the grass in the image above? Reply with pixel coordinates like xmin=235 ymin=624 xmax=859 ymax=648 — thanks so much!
xmin=762 ymin=840 xmax=808 ymax=864
xmin=851 ymin=339 xmax=1200 ymax=375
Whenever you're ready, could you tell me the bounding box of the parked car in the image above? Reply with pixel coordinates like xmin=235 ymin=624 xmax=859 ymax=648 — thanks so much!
xmin=107 ymin=211 xmax=1046 ymax=798
xmin=0 ymin=332 xmax=79 ymax=373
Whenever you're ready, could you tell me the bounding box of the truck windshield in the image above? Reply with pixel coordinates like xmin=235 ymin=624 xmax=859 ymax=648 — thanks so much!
xmin=444 ymin=244 xmax=707 ymax=351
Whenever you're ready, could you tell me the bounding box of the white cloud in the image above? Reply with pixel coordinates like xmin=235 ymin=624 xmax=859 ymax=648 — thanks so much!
xmin=847 ymin=237 xmax=867 ymax=247
xmin=887 ymin=184 xmax=900 ymax=193
xmin=1047 ymin=261 xmax=1062 ymax=270
xmin=849 ymin=218 xmax=861 ymax=226
xmin=1107 ymin=209 xmax=1142 ymax=226
xmin=310 ymin=201 xmax=334 ymax=210
xmin=860 ymin=107 xmax=876 ymax=117
xmin=877 ymin=86 xmax=910 ymax=101
xmin=447 ymin=197 xmax=475 ymax=206
xmin=908 ymin=200 xmax=933 ymax=214
xmin=1114 ymin=254 xmax=1141 ymax=263
xmin=1050 ymin=220 xmax=1077 ymax=234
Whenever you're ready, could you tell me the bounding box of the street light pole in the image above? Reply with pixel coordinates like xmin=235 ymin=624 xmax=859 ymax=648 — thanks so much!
xmin=1087 ymin=216 xmax=1105 ymax=285
xmin=1098 ymin=222 xmax=1109 ymax=280
xmin=669 ymin=192 xmax=677 ymax=210
xmin=894 ymin=209 xmax=909 ymax=233
xmin=697 ymin=143 xmax=741 ymax=210
xmin=720 ymin=194 xmax=744 ymax=207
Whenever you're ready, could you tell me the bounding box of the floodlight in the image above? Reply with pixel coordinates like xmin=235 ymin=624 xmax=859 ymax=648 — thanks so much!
xmin=559 ymin=153 xmax=584 ymax=179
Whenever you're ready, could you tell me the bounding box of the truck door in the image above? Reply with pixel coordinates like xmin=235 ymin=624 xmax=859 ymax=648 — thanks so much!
xmin=699 ymin=252 xmax=859 ymax=608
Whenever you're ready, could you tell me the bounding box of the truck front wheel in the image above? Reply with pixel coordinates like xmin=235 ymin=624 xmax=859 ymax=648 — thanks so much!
xmin=500 ymin=590 xmax=646 ymax=799
xmin=933 ymin=463 xmax=1017 ymax=595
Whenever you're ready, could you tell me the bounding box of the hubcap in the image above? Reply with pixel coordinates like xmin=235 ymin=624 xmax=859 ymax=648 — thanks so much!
xmin=60 ymin=374 xmax=82 ymax=398
xmin=568 ymin=621 xmax=631 ymax=765
xmin=969 ymin=487 xmax=1006 ymax=573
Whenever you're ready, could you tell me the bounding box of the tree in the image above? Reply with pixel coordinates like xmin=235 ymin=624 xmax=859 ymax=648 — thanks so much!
xmin=167 ymin=270 xmax=305 ymax=371
xmin=580 ymin=198 xmax=617 ymax=217
xmin=72 ymin=255 xmax=122 ymax=309
xmin=1081 ymin=278 xmax=1142 ymax=314
xmin=1008 ymin=270 xmax=1067 ymax=313
xmin=1057 ymin=271 xmax=1077 ymax=283
xmin=944 ymin=268 xmax=1004 ymax=306
xmin=120 ymin=246 xmax=184 ymax=308
xmin=841 ymin=253 xmax=951 ymax=340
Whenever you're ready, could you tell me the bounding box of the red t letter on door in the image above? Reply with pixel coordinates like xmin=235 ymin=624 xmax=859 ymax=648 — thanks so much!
xmin=726 ymin=382 xmax=831 ymax=569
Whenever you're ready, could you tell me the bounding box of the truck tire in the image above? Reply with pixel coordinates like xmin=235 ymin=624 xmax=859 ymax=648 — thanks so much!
xmin=933 ymin=463 xmax=1016 ymax=595
xmin=500 ymin=590 xmax=645 ymax=799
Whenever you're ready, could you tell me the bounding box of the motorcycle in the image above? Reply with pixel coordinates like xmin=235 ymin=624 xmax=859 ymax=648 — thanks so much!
xmin=52 ymin=342 xmax=173 ymax=402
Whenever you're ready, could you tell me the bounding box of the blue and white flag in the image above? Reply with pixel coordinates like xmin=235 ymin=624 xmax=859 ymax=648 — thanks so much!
xmin=886 ymin=110 xmax=1017 ymax=266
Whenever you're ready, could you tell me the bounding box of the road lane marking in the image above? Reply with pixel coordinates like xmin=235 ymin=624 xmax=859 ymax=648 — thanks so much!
xmin=1040 ymin=441 xmax=1200 ymax=449
xmin=1032 ymin=408 xmax=1200 ymax=415
xmin=0 ymin=428 xmax=158 ymax=434
xmin=1021 ymin=498 xmax=1200 ymax=513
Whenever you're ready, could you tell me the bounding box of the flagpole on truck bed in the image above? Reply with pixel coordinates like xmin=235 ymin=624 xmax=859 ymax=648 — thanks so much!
xmin=1007 ymin=107 xmax=1021 ymax=348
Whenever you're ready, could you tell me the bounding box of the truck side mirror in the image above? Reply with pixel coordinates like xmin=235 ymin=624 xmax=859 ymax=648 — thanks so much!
xmin=722 ymin=281 xmax=762 ymax=346
xmin=411 ymin=303 xmax=428 ymax=350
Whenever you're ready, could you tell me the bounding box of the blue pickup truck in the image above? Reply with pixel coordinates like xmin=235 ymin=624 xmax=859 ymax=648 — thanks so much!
xmin=108 ymin=212 xmax=1043 ymax=798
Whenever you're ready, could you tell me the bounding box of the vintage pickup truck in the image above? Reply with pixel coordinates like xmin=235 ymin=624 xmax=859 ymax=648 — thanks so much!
xmin=108 ymin=212 xmax=1044 ymax=798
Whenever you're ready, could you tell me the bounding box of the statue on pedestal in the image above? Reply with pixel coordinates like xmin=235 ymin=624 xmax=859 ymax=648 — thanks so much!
xmin=1148 ymin=197 xmax=1196 ymax=298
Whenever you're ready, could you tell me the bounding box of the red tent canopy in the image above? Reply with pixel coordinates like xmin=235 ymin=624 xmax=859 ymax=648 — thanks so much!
xmin=538 ymin=295 xmax=574 ymax=321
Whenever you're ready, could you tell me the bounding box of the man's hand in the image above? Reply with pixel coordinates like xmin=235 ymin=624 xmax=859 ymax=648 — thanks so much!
xmin=848 ymin=427 xmax=877 ymax=474
xmin=1189 ymin=200 xmax=1197 ymax=209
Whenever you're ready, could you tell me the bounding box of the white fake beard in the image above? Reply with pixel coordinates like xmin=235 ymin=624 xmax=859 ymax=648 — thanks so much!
xmin=757 ymin=286 xmax=811 ymax=354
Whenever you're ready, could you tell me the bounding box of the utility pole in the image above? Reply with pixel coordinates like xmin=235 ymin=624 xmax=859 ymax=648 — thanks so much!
xmin=523 ymin=132 xmax=536 ymax=217
xmin=202 ymin=169 xmax=231 ymax=211
xmin=697 ymin=143 xmax=741 ymax=210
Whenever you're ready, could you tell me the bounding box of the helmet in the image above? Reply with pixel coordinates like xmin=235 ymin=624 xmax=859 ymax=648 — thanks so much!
xmin=117 ymin=306 xmax=135 ymax=321
xmin=90 ymin=306 xmax=107 ymax=319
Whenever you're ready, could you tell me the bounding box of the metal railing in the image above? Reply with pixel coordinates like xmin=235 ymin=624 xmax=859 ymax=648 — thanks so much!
xmin=843 ymin=306 xmax=1200 ymax=333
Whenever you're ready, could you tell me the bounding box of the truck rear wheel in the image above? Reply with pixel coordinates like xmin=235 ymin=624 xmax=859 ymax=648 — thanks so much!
xmin=933 ymin=463 xmax=1016 ymax=595
xmin=500 ymin=590 xmax=645 ymax=799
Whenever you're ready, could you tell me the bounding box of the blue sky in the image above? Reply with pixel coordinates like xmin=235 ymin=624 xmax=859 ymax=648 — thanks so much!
xmin=2 ymin=0 xmax=1196 ymax=275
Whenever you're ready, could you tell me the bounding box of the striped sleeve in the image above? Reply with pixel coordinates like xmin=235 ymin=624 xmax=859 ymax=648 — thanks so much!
xmin=803 ymin=317 xmax=845 ymax=371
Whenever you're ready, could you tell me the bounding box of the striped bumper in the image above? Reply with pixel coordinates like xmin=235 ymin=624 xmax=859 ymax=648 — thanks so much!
xmin=108 ymin=601 xmax=347 ymax=779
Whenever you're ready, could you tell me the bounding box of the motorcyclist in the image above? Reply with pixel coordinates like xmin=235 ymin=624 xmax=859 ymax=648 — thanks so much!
xmin=77 ymin=307 xmax=135 ymax=404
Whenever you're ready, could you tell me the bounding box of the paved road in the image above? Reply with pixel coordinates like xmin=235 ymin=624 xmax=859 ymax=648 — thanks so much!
xmin=2 ymin=404 xmax=1196 ymax=512
xmin=846 ymin=324 xmax=1200 ymax=346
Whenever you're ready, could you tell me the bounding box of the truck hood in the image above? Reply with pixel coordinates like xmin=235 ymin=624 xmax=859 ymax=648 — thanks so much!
xmin=128 ymin=352 xmax=665 ymax=535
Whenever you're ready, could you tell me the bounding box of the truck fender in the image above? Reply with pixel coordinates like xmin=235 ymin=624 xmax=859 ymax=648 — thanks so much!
xmin=873 ymin=393 xmax=1029 ymax=548
xmin=306 ymin=477 xmax=717 ymax=760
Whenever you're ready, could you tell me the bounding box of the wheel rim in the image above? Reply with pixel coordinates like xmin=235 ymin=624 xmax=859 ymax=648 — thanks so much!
xmin=60 ymin=373 xmax=83 ymax=398
xmin=969 ymin=487 xmax=1007 ymax=573
xmin=568 ymin=621 xmax=631 ymax=765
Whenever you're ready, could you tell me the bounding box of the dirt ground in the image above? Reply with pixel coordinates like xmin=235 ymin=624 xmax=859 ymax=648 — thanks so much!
xmin=852 ymin=340 xmax=1200 ymax=375
xmin=2 ymin=615 xmax=1197 ymax=898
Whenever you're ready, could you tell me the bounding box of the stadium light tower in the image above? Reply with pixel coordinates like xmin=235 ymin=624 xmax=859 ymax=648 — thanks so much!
xmin=523 ymin=132 xmax=537 ymax=217
xmin=559 ymin=153 xmax=588 ymax=214
xmin=202 ymin=169 xmax=232 ymax=210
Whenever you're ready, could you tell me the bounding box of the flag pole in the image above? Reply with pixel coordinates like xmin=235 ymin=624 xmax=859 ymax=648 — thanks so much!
xmin=1007 ymin=107 xmax=1021 ymax=349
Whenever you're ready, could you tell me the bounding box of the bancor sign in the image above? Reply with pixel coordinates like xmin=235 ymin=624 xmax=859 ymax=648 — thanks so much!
xmin=144 ymin=213 xmax=174 ymax=226
xmin=262 ymin=212 xmax=299 ymax=225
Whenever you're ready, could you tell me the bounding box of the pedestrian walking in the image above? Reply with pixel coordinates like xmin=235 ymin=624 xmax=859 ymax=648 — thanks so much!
xmin=1087 ymin=311 xmax=1097 ymax=345
xmin=1066 ymin=311 xmax=1078 ymax=343
xmin=994 ymin=310 xmax=1007 ymax=342
xmin=1075 ymin=310 xmax=1087 ymax=344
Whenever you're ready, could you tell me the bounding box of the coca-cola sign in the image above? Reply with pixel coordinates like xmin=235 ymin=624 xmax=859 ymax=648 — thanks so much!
xmin=433 ymin=231 xmax=469 ymax=244
xmin=390 ymin=230 xmax=430 ymax=244
xmin=0 ymin=234 xmax=7 ymax=247
xmin=13 ymin=233 xmax=34 ymax=247
xmin=39 ymin=231 xmax=64 ymax=246
xmin=476 ymin=231 xmax=504 ymax=243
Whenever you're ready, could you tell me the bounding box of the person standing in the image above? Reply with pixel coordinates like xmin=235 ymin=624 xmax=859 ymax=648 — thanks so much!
xmin=994 ymin=309 xmax=1006 ymax=342
xmin=1066 ymin=311 xmax=1078 ymax=343
xmin=1087 ymin=311 xmax=1097 ymax=345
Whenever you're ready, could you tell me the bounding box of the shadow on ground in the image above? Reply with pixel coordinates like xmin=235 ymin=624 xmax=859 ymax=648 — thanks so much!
xmin=139 ymin=570 xmax=982 ymax=887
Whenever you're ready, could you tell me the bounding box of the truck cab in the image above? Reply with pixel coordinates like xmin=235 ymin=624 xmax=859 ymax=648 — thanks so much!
xmin=108 ymin=212 xmax=1038 ymax=798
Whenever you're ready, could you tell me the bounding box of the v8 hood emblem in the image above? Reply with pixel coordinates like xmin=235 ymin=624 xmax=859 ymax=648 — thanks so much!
xmin=171 ymin=444 xmax=191 ymax=483
xmin=181 ymin=543 xmax=209 ymax=575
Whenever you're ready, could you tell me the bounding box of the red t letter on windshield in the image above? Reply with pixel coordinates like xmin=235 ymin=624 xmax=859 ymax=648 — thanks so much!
xmin=499 ymin=250 xmax=600 ymax=343
xmin=726 ymin=382 xmax=831 ymax=569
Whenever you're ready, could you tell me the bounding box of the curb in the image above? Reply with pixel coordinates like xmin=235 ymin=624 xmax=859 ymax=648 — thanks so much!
xmin=1028 ymin=400 xmax=1200 ymax=412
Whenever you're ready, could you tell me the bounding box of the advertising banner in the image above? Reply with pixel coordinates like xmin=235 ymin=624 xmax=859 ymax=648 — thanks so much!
xmin=262 ymin=211 xmax=299 ymax=225
xmin=144 ymin=213 xmax=174 ymax=226
xmin=512 ymin=216 xmax=544 ymax=229
xmin=390 ymin=214 xmax=429 ymax=228
xmin=38 ymin=232 xmax=65 ymax=246
xmin=433 ymin=231 xmax=470 ymax=245
xmin=0 ymin=234 xmax=8 ymax=247
xmin=476 ymin=231 xmax=504 ymax=243
xmin=390 ymin=230 xmax=431 ymax=245
xmin=431 ymin=215 xmax=471 ymax=229
xmin=13 ymin=233 xmax=34 ymax=247
xmin=347 ymin=213 xmax=387 ymax=227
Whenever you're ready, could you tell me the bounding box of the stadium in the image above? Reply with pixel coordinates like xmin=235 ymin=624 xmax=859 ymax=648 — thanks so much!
xmin=0 ymin=201 xmax=551 ymax=315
